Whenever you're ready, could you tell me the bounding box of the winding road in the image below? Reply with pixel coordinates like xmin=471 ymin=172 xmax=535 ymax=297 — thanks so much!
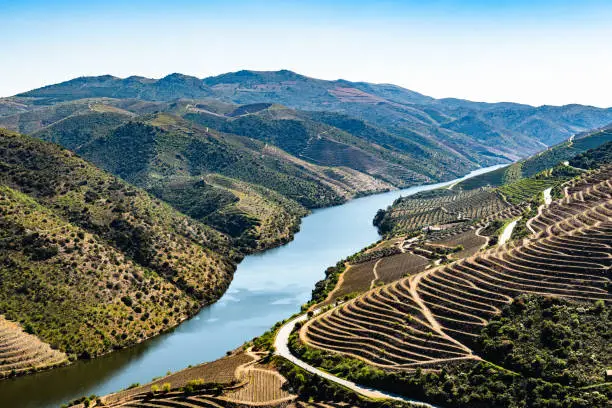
xmin=274 ymin=312 xmax=438 ymax=407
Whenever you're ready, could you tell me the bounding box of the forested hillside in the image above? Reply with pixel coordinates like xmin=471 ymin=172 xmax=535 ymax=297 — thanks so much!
xmin=26 ymin=109 xmax=397 ymax=250
xmin=0 ymin=129 xmax=238 ymax=366
xmin=453 ymin=123 xmax=612 ymax=191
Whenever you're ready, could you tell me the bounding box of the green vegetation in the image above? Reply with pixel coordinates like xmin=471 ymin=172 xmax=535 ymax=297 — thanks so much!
xmin=454 ymin=126 xmax=612 ymax=191
xmin=375 ymin=188 xmax=508 ymax=237
xmin=570 ymin=141 xmax=612 ymax=169
xmin=522 ymin=127 xmax=612 ymax=177
xmin=289 ymin=295 xmax=611 ymax=408
xmin=274 ymin=357 xmax=412 ymax=408
xmin=348 ymin=246 xmax=402 ymax=264
xmin=498 ymin=166 xmax=581 ymax=204
xmin=16 ymin=70 xmax=612 ymax=169
xmin=480 ymin=295 xmax=611 ymax=387
xmin=453 ymin=165 xmax=510 ymax=190
xmin=27 ymin=110 xmax=405 ymax=251
xmin=0 ymin=129 xmax=236 ymax=358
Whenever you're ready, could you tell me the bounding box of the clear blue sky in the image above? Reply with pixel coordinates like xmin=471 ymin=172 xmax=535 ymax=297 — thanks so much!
xmin=2 ymin=0 xmax=611 ymax=106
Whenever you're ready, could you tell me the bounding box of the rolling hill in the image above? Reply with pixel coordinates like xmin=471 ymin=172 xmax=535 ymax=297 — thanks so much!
xmin=25 ymin=108 xmax=396 ymax=250
xmin=5 ymin=70 xmax=612 ymax=178
xmin=0 ymin=129 xmax=239 ymax=372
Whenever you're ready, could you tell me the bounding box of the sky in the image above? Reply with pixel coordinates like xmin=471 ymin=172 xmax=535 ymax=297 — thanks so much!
xmin=2 ymin=0 xmax=612 ymax=107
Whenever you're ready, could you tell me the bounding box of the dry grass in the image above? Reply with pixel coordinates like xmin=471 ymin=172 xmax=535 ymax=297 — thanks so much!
xmin=322 ymin=261 xmax=376 ymax=306
xmin=103 ymin=352 xmax=254 ymax=404
xmin=222 ymin=368 xmax=293 ymax=404
xmin=431 ymin=230 xmax=487 ymax=259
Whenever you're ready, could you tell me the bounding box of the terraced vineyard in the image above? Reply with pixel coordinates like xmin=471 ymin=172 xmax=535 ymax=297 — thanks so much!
xmin=375 ymin=253 xmax=429 ymax=285
xmin=95 ymin=350 xmax=296 ymax=408
xmin=222 ymin=367 xmax=293 ymax=404
xmin=0 ymin=316 xmax=67 ymax=378
xmin=429 ymin=229 xmax=487 ymax=259
xmin=377 ymin=188 xmax=509 ymax=236
xmin=302 ymin=166 xmax=612 ymax=369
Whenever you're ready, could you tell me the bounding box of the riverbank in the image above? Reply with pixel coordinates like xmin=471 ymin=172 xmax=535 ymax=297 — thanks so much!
xmin=0 ymin=164 xmax=507 ymax=408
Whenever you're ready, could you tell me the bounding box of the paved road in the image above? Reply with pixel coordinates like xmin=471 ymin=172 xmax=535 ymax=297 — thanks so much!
xmin=274 ymin=312 xmax=439 ymax=407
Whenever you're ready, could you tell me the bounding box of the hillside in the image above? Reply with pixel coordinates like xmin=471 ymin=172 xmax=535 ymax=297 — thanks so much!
xmin=26 ymin=110 xmax=397 ymax=250
xmin=295 ymin=162 xmax=611 ymax=407
xmin=453 ymin=123 xmax=612 ymax=190
xmin=570 ymin=140 xmax=612 ymax=169
xmin=89 ymin=159 xmax=612 ymax=408
xmin=0 ymin=129 xmax=238 ymax=370
xmin=6 ymin=71 xmax=612 ymax=186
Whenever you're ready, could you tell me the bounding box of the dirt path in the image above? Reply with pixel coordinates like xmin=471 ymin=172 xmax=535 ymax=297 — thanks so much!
xmin=370 ymin=259 xmax=382 ymax=289
xmin=408 ymin=271 xmax=474 ymax=353
xmin=313 ymin=263 xmax=350 ymax=310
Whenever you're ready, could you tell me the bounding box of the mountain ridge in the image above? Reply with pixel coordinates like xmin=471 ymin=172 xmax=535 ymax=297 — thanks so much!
xmin=15 ymin=69 xmax=610 ymax=109
xmin=11 ymin=69 xmax=612 ymax=161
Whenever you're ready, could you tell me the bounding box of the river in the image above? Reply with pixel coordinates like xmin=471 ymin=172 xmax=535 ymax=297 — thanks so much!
xmin=0 ymin=164 xmax=506 ymax=408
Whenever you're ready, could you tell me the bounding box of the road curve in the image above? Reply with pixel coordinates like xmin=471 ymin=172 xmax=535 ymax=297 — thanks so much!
xmin=274 ymin=312 xmax=439 ymax=407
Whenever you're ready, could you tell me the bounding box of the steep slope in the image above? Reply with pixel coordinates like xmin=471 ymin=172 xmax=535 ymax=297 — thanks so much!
xmin=184 ymin=105 xmax=438 ymax=185
xmin=0 ymin=314 xmax=67 ymax=378
xmin=29 ymin=110 xmax=393 ymax=250
xmin=0 ymin=129 xmax=237 ymax=361
xmin=570 ymin=140 xmax=612 ymax=169
xmin=295 ymin=161 xmax=611 ymax=407
xmin=453 ymin=123 xmax=612 ymax=190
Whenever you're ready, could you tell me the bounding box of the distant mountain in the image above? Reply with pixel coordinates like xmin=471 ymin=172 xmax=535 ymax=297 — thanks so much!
xmin=3 ymin=71 xmax=612 ymax=244
xmin=17 ymin=74 xmax=213 ymax=102
xmin=13 ymin=70 xmax=612 ymax=165
xmin=453 ymin=122 xmax=612 ymax=190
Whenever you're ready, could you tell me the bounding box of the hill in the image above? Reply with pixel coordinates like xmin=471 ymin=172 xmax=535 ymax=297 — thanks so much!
xmin=569 ymin=140 xmax=612 ymax=169
xmin=26 ymin=109 xmax=397 ymax=250
xmin=0 ymin=129 xmax=239 ymax=371
xmin=89 ymin=158 xmax=612 ymax=408
xmin=453 ymin=123 xmax=612 ymax=190
xmin=7 ymin=70 xmax=612 ymax=182
xmin=295 ymin=160 xmax=611 ymax=408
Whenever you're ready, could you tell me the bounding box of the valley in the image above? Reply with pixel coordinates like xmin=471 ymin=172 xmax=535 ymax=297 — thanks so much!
xmin=66 ymin=137 xmax=612 ymax=408
xmin=0 ymin=71 xmax=610 ymax=408
xmin=0 ymin=166 xmax=502 ymax=408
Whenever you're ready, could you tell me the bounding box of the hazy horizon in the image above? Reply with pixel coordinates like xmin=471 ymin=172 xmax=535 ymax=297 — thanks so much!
xmin=3 ymin=0 xmax=612 ymax=107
